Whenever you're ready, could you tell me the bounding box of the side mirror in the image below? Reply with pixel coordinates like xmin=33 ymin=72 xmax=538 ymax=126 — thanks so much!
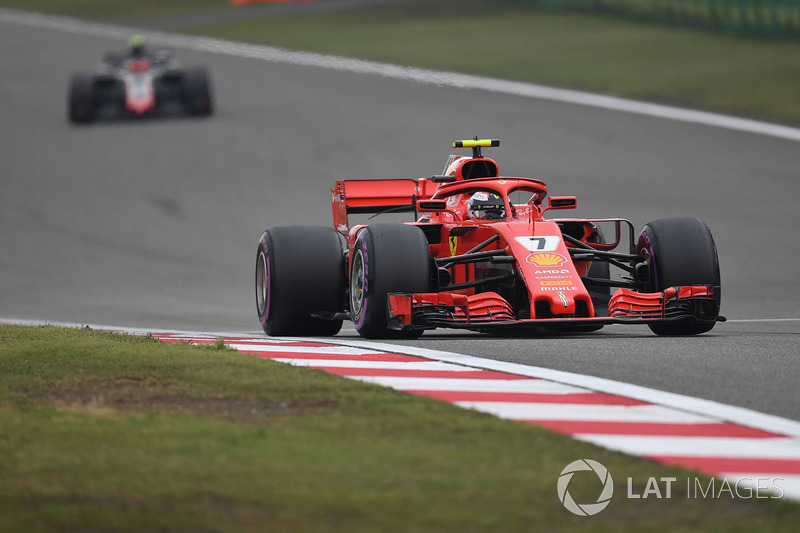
xmin=417 ymin=199 xmax=448 ymax=212
xmin=544 ymin=196 xmax=577 ymax=212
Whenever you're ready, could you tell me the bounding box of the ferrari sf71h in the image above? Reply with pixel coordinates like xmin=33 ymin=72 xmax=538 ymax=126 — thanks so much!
xmin=68 ymin=47 xmax=213 ymax=123
xmin=256 ymin=139 xmax=723 ymax=338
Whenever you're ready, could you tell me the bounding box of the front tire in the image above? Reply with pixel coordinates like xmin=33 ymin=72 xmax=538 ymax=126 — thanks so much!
xmin=637 ymin=217 xmax=720 ymax=335
xmin=349 ymin=224 xmax=431 ymax=339
xmin=68 ymin=73 xmax=96 ymax=124
xmin=256 ymin=226 xmax=345 ymax=336
xmin=182 ymin=67 xmax=213 ymax=116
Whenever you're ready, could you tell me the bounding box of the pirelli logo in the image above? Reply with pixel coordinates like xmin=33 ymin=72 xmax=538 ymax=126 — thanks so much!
xmin=541 ymin=280 xmax=573 ymax=286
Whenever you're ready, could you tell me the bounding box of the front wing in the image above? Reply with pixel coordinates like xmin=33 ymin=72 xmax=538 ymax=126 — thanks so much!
xmin=387 ymin=286 xmax=723 ymax=331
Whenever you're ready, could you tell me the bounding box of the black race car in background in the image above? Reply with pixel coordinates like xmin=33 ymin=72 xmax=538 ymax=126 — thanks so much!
xmin=68 ymin=37 xmax=213 ymax=124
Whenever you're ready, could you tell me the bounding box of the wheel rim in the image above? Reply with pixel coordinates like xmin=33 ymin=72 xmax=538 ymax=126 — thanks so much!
xmin=256 ymin=250 xmax=269 ymax=317
xmin=350 ymin=249 xmax=365 ymax=320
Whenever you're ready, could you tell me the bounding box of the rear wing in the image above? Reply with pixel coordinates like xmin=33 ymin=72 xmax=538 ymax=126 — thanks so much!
xmin=332 ymin=179 xmax=436 ymax=233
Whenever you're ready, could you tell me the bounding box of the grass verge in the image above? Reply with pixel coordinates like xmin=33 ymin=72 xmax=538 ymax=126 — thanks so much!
xmin=0 ymin=0 xmax=223 ymax=20
xmin=1 ymin=324 xmax=799 ymax=532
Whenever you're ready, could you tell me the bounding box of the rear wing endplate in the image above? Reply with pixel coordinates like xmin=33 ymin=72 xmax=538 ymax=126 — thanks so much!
xmin=331 ymin=179 xmax=424 ymax=233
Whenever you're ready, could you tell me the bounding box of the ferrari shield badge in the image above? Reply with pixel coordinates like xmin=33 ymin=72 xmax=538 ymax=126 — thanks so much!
xmin=449 ymin=235 xmax=458 ymax=256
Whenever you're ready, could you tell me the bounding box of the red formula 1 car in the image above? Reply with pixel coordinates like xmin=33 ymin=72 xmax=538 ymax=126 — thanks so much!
xmin=68 ymin=47 xmax=213 ymax=124
xmin=255 ymin=139 xmax=723 ymax=338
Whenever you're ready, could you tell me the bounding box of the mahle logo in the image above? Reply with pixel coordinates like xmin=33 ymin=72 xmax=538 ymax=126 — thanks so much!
xmin=557 ymin=459 xmax=614 ymax=516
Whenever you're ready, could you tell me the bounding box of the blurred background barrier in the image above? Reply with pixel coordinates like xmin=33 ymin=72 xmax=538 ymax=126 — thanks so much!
xmin=230 ymin=0 xmax=314 ymax=5
xmin=530 ymin=0 xmax=800 ymax=38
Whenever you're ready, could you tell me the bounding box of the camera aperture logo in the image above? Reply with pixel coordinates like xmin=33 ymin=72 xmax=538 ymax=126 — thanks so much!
xmin=557 ymin=459 xmax=614 ymax=516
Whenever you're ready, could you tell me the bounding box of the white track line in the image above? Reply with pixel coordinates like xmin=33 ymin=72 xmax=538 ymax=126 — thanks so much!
xmin=455 ymin=402 xmax=716 ymax=423
xmin=225 ymin=343 xmax=387 ymax=355
xmin=2 ymin=7 xmax=800 ymax=143
xmin=348 ymin=376 xmax=589 ymax=393
xmin=727 ymin=318 xmax=800 ymax=323
xmin=269 ymin=359 xmax=471 ymax=370
xmin=579 ymin=435 xmax=800 ymax=460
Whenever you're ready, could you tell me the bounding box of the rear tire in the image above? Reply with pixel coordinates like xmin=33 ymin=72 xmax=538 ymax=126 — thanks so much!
xmin=349 ymin=224 xmax=431 ymax=339
xmin=182 ymin=67 xmax=213 ymax=116
xmin=68 ymin=73 xmax=96 ymax=124
xmin=256 ymin=226 xmax=345 ymax=336
xmin=637 ymin=217 xmax=720 ymax=335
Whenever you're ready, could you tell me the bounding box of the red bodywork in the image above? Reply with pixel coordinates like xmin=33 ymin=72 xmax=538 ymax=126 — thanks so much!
xmin=331 ymin=145 xmax=721 ymax=333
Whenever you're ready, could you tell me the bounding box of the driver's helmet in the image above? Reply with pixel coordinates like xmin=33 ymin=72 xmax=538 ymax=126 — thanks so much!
xmin=129 ymin=35 xmax=145 ymax=56
xmin=467 ymin=191 xmax=505 ymax=220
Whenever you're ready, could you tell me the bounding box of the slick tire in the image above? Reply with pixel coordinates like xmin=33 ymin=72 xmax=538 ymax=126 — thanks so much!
xmin=637 ymin=217 xmax=721 ymax=336
xmin=256 ymin=226 xmax=345 ymax=336
xmin=68 ymin=73 xmax=96 ymax=124
xmin=349 ymin=224 xmax=431 ymax=339
xmin=182 ymin=67 xmax=213 ymax=116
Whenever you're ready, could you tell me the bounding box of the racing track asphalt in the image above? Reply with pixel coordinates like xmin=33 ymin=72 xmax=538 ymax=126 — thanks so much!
xmin=0 ymin=11 xmax=798 ymax=422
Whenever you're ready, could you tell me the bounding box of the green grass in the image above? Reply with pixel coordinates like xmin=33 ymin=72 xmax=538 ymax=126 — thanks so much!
xmin=1 ymin=325 xmax=799 ymax=531
xmin=0 ymin=0 xmax=225 ymax=20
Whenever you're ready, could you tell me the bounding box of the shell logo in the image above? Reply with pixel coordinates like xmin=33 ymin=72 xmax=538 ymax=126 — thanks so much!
xmin=527 ymin=253 xmax=567 ymax=266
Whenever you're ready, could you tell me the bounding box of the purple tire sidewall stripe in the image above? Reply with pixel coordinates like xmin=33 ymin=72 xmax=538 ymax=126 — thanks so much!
xmin=353 ymin=239 xmax=369 ymax=329
xmin=258 ymin=236 xmax=270 ymax=327
xmin=638 ymin=229 xmax=658 ymax=292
